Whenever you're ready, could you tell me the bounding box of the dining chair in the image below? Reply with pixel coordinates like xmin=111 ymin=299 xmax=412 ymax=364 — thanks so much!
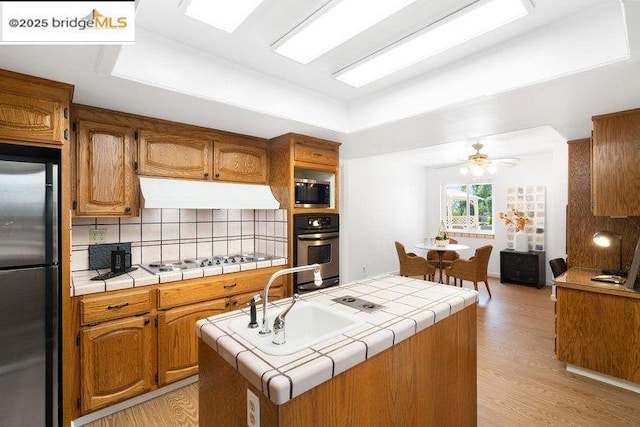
xmin=427 ymin=237 xmax=460 ymax=272
xmin=445 ymin=245 xmax=493 ymax=297
xmin=395 ymin=241 xmax=436 ymax=281
xmin=549 ymin=258 xmax=568 ymax=278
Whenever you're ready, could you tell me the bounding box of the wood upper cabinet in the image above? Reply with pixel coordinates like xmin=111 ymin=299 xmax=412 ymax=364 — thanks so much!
xmin=80 ymin=315 xmax=156 ymax=413
xmin=138 ymin=129 xmax=212 ymax=180
xmin=74 ymin=120 xmax=138 ymax=216
xmin=0 ymin=69 xmax=73 ymax=146
xmin=294 ymin=136 xmax=339 ymax=167
xmin=213 ymin=138 xmax=268 ymax=184
xmin=591 ymin=108 xmax=640 ymax=216
xmin=157 ymin=298 xmax=227 ymax=386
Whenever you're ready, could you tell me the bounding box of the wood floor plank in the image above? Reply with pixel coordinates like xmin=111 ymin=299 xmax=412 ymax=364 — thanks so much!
xmin=84 ymin=278 xmax=640 ymax=426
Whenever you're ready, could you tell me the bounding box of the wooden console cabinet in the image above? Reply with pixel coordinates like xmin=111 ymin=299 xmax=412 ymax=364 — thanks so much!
xmin=500 ymin=250 xmax=546 ymax=288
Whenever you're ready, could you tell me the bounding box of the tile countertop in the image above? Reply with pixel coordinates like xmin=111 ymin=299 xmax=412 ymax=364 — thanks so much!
xmin=71 ymin=257 xmax=287 ymax=296
xmin=196 ymin=274 xmax=479 ymax=405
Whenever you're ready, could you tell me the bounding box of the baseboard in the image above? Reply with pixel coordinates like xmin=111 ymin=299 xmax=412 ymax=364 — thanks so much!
xmin=71 ymin=375 xmax=199 ymax=426
xmin=566 ymin=364 xmax=640 ymax=394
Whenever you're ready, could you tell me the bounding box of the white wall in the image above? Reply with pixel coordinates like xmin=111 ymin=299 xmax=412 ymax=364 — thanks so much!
xmin=340 ymin=157 xmax=430 ymax=282
xmin=341 ymin=142 xmax=568 ymax=285
xmin=424 ymin=144 xmax=568 ymax=284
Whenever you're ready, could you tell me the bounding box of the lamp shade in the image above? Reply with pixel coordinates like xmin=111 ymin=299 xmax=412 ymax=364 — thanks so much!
xmin=592 ymin=230 xmax=620 ymax=247
xmin=592 ymin=230 xmax=624 ymax=276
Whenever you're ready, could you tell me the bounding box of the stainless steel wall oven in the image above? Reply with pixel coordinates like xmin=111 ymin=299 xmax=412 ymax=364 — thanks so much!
xmin=294 ymin=214 xmax=339 ymax=293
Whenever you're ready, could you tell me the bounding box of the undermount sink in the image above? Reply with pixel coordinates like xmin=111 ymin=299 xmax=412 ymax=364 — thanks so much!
xmin=228 ymin=300 xmax=365 ymax=356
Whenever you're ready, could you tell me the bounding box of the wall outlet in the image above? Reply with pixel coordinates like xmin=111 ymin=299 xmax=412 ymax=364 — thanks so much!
xmin=89 ymin=228 xmax=107 ymax=243
xmin=247 ymin=389 xmax=260 ymax=427
xmin=362 ymin=265 xmax=366 ymax=272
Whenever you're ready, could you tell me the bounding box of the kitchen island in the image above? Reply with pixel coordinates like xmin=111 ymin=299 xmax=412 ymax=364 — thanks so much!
xmin=197 ymin=274 xmax=478 ymax=426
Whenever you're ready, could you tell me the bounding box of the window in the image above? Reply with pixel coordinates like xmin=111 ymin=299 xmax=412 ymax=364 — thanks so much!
xmin=443 ymin=183 xmax=494 ymax=233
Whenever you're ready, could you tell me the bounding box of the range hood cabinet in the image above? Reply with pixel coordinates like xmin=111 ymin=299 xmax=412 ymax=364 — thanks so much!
xmin=139 ymin=176 xmax=280 ymax=210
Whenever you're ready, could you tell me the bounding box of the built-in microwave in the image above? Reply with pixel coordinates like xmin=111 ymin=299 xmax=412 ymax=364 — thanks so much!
xmin=294 ymin=178 xmax=330 ymax=208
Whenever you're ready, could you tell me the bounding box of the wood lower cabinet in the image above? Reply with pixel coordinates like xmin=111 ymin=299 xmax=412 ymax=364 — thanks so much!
xmin=74 ymin=267 xmax=286 ymax=416
xmin=138 ymin=129 xmax=212 ymax=180
xmin=80 ymin=315 xmax=156 ymax=413
xmin=213 ymin=139 xmax=268 ymax=184
xmin=157 ymin=298 xmax=227 ymax=386
xmin=0 ymin=69 xmax=72 ymax=145
xmin=555 ymin=268 xmax=640 ymax=384
xmin=74 ymin=119 xmax=138 ymax=216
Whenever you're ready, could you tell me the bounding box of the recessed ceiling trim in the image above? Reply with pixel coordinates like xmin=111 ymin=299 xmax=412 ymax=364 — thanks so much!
xmin=273 ymin=0 xmax=418 ymax=64
xmin=334 ymin=0 xmax=532 ymax=87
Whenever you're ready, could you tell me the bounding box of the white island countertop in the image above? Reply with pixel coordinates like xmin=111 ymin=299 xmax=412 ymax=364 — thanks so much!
xmin=196 ymin=274 xmax=478 ymax=405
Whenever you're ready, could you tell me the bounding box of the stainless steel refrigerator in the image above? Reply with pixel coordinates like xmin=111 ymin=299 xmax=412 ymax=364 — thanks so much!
xmin=0 ymin=148 xmax=59 ymax=427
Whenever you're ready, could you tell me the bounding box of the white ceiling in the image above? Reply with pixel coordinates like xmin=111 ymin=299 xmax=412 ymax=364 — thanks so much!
xmin=0 ymin=0 xmax=638 ymax=164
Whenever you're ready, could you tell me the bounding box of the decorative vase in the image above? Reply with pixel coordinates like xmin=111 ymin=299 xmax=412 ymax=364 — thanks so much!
xmin=435 ymin=239 xmax=449 ymax=247
xmin=515 ymin=231 xmax=528 ymax=252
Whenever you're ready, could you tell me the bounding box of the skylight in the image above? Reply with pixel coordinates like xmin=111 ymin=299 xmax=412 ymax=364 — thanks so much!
xmin=335 ymin=0 xmax=531 ymax=87
xmin=274 ymin=0 xmax=417 ymax=65
xmin=181 ymin=0 xmax=265 ymax=33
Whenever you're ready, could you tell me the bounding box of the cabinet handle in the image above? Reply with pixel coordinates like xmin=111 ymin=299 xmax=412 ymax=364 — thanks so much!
xmin=313 ymin=152 xmax=322 ymax=157
xmin=64 ymin=129 xmax=69 ymax=141
xmin=125 ymin=207 xmax=131 ymax=213
xmin=107 ymin=302 xmax=129 ymax=310
xmin=223 ymin=283 xmax=237 ymax=289
xmin=215 ymin=173 xmax=220 ymax=178
xmin=204 ymin=172 xmax=209 ymax=177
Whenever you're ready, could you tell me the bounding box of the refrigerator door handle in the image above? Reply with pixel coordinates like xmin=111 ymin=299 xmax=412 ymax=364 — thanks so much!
xmin=44 ymin=163 xmax=58 ymax=266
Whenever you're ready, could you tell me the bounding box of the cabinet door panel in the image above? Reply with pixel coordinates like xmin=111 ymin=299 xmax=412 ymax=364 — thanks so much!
xmin=592 ymin=110 xmax=640 ymax=215
xmin=158 ymin=299 xmax=227 ymax=385
xmin=81 ymin=315 xmax=155 ymax=413
xmin=138 ymin=130 xmax=211 ymax=179
xmin=75 ymin=120 xmax=136 ymax=216
xmin=294 ymin=139 xmax=338 ymax=166
xmin=213 ymin=140 xmax=268 ymax=184
xmin=0 ymin=90 xmax=65 ymax=144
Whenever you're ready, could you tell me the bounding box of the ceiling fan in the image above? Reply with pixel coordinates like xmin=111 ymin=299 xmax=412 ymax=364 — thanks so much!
xmin=435 ymin=142 xmax=519 ymax=176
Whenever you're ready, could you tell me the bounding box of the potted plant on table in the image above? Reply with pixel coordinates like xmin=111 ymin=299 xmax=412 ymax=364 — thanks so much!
xmin=435 ymin=221 xmax=450 ymax=247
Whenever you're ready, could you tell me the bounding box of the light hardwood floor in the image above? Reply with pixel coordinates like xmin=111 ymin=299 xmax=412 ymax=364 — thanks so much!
xmin=86 ymin=278 xmax=640 ymax=426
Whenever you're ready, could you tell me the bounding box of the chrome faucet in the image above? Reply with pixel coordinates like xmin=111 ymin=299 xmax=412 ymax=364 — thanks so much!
xmin=259 ymin=264 xmax=322 ymax=335
xmin=272 ymin=294 xmax=299 ymax=345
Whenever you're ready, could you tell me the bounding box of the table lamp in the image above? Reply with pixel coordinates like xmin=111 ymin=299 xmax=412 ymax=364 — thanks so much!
xmin=592 ymin=230 xmax=625 ymax=276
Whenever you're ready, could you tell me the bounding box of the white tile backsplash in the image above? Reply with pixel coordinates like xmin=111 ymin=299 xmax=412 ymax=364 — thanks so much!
xmin=71 ymin=208 xmax=289 ymax=271
xmin=162 ymin=208 xmax=180 ymax=223
xmin=180 ymin=209 xmax=197 ymax=222
xmin=142 ymin=223 xmax=161 ymax=242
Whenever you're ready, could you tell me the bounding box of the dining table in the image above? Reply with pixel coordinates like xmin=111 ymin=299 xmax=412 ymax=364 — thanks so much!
xmin=414 ymin=242 xmax=470 ymax=283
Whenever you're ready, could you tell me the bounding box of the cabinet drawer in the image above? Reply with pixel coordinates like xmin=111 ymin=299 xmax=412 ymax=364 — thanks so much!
xmin=81 ymin=289 xmax=152 ymax=325
xmin=157 ymin=267 xmax=284 ymax=309
xmin=294 ymin=141 xmax=338 ymax=166
xmin=228 ymin=286 xmax=285 ymax=311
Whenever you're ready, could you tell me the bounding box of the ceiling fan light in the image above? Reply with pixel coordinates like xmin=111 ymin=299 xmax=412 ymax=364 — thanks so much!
xmin=487 ymin=163 xmax=497 ymax=174
xmin=469 ymin=164 xmax=485 ymax=177
xmin=460 ymin=166 xmax=469 ymax=176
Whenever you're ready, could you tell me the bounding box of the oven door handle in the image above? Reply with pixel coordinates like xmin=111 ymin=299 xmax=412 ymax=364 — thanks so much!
xmin=297 ymin=232 xmax=340 ymax=241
